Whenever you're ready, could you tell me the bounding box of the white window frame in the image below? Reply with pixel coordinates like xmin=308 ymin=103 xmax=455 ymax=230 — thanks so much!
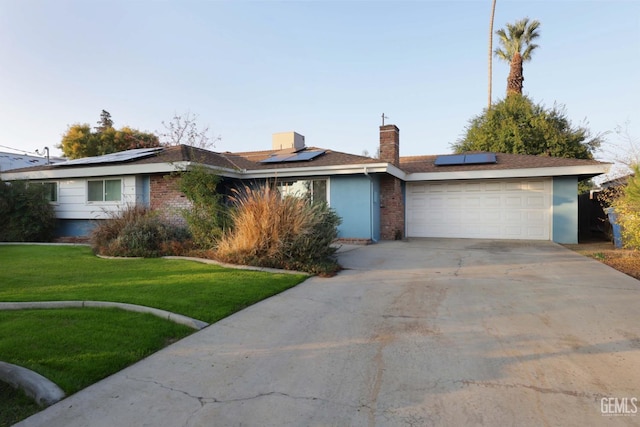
xmin=87 ymin=179 xmax=122 ymax=203
xmin=276 ymin=178 xmax=329 ymax=205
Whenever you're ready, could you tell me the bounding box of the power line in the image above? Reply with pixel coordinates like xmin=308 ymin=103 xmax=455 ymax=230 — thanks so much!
xmin=0 ymin=144 xmax=42 ymax=156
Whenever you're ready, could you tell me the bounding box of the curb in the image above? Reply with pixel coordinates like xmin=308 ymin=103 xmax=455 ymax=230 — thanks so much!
xmin=0 ymin=301 xmax=209 ymax=330
xmin=95 ymin=254 xmax=309 ymax=276
xmin=162 ymin=256 xmax=310 ymax=275
xmin=0 ymin=361 xmax=65 ymax=406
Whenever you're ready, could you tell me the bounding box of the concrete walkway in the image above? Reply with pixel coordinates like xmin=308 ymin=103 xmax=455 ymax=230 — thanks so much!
xmin=15 ymin=239 xmax=640 ymax=426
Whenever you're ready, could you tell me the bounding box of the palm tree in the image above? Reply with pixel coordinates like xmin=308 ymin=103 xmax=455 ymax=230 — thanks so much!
xmin=488 ymin=0 xmax=497 ymax=109
xmin=495 ymin=17 xmax=541 ymax=96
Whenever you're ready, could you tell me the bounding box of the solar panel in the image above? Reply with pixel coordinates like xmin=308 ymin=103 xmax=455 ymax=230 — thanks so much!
xmin=260 ymin=154 xmax=295 ymax=163
xmin=260 ymin=150 xmax=325 ymax=164
xmin=434 ymin=154 xmax=466 ymax=166
xmin=464 ymin=153 xmax=497 ymax=164
xmin=288 ymin=150 xmax=325 ymax=162
xmin=54 ymin=147 xmax=163 ymax=167
xmin=434 ymin=153 xmax=497 ymax=166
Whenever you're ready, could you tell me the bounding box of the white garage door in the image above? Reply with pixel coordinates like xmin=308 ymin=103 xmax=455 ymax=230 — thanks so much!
xmin=406 ymin=179 xmax=551 ymax=240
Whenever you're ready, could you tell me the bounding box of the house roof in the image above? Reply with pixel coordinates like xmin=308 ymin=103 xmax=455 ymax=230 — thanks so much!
xmin=401 ymin=153 xmax=604 ymax=173
xmin=1 ymin=144 xmax=610 ymax=182
xmin=0 ymin=151 xmax=62 ymax=172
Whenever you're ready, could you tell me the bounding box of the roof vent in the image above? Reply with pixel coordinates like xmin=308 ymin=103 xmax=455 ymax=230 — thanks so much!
xmin=272 ymin=132 xmax=305 ymax=151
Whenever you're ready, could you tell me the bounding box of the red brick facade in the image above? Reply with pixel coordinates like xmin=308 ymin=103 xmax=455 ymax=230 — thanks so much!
xmin=380 ymin=124 xmax=400 ymax=167
xmin=150 ymin=174 xmax=191 ymax=226
xmin=379 ymin=125 xmax=405 ymax=240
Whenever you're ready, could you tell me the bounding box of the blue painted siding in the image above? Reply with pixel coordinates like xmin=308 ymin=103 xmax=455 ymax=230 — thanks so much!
xmin=371 ymin=176 xmax=381 ymax=241
xmin=55 ymin=219 xmax=97 ymax=237
xmin=330 ymin=175 xmax=379 ymax=240
xmin=552 ymin=176 xmax=578 ymax=244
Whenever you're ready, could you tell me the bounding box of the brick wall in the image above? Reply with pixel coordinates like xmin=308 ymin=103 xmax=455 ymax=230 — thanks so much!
xmin=379 ymin=175 xmax=404 ymax=240
xmin=150 ymin=174 xmax=191 ymax=226
xmin=379 ymin=124 xmax=404 ymax=240
xmin=379 ymin=124 xmax=399 ymax=167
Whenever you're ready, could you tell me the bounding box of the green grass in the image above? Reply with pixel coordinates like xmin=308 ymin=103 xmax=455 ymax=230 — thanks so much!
xmin=0 ymin=381 xmax=40 ymax=427
xmin=0 ymin=308 xmax=193 ymax=394
xmin=0 ymin=244 xmax=307 ymax=426
xmin=0 ymin=245 xmax=307 ymax=323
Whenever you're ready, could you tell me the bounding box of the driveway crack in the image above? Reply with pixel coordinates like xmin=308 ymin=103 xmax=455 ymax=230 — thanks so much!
xmin=127 ymin=375 xmax=369 ymax=409
xmin=456 ymin=379 xmax=609 ymax=400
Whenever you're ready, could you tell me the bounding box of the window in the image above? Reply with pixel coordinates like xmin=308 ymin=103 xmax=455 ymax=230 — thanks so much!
xmin=88 ymin=179 xmax=122 ymax=202
xmin=277 ymin=179 xmax=327 ymax=204
xmin=36 ymin=182 xmax=58 ymax=202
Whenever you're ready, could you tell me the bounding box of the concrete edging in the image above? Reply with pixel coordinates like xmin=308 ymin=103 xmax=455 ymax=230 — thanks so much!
xmin=95 ymin=254 xmax=310 ymax=275
xmin=0 ymin=301 xmax=209 ymax=330
xmin=0 ymin=361 xmax=65 ymax=406
xmin=161 ymin=256 xmax=310 ymax=275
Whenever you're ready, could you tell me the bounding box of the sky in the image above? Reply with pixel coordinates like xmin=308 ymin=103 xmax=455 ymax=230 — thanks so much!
xmin=1 ymin=0 xmax=638 ymax=167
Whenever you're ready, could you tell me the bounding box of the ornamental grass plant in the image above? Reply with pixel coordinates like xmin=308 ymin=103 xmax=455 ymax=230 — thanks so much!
xmin=216 ymin=185 xmax=341 ymax=275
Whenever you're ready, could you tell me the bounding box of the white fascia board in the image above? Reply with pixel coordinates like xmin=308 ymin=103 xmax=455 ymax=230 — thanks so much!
xmin=1 ymin=162 xmax=183 ymax=180
xmin=1 ymin=161 xmax=404 ymax=181
xmin=0 ymin=162 xmax=240 ymax=181
xmin=239 ymin=163 xmax=397 ymax=179
xmin=405 ymin=164 xmax=611 ymax=181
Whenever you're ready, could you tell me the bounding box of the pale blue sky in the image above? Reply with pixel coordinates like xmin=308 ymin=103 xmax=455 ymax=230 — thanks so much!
xmin=1 ymin=0 xmax=638 ymax=161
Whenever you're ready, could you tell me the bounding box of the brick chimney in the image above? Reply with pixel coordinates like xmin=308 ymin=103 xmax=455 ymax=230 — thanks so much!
xmin=378 ymin=124 xmax=404 ymax=240
xmin=379 ymin=124 xmax=399 ymax=167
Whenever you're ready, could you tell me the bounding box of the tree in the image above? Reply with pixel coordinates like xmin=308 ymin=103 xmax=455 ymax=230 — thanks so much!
xmin=488 ymin=0 xmax=497 ymax=109
xmin=159 ymin=111 xmax=219 ymax=149
xmin=95 ymin=110 xmax=114 ymax=132
xmin=598 ymin=121 xmax=639 ymax=179
xmin=0 ymin=180 xmax=55 ymax=242
xmin=452 ymin=95 xmax=603 ymax=159
xmin=59 ymin=111 xmax=160 ymax=159
xmin=495 ymin=17 xmax=541 ymax=96
xmin=177 ymin=165 xmax=227 ymax=248
xmin=611 ymin=165 xmax=640 ymax=248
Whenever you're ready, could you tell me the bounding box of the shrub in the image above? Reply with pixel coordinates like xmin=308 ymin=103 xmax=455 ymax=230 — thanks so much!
xmin=611 ymin=165 xmax=640 ymax=249
xmin=176 ymin=166 xmax=228 ymax=248
xmin=90 ymin=206 xmax=191 ymax=257
xmin=0 ymin=180 xmax=55 ymax=242
xmin=216 ymin=184 xmax=341 ymax=275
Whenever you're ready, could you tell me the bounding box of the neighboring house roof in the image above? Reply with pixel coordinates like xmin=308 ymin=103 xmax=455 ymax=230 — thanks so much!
xmin=1 ymin=144 xmax=610 ymax=182
xmin=599 ymin=173 xmax=633 ymax=188
xmin=0 ymin=152 xmax=62 ymax=172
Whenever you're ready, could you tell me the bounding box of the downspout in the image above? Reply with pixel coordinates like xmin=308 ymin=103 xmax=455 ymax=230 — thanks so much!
xmin=364 ymin=167 xmax=377 ymax=242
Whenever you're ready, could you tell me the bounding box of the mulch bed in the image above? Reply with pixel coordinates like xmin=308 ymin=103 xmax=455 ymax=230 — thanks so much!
xmin=564 ymin=241 xmax=640 ymax=280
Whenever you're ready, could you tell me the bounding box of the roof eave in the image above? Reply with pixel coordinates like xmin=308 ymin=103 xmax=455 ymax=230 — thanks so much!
xmin=405 ymin=164 xmax=611 ymax=181
xmin=237 ymin=163 xmax=399 ymax=179
xmin=0 ymin=162 xmax=193 ymax=180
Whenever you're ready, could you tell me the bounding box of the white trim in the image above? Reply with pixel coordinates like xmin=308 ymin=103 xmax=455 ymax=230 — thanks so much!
xmin=550 ymin=179 xmax=555 ymax=241
xmin=1 ymin=162 xmax=192 ymax=180
xmin=86 ymin=178 xmax=123 ymax=203
xmin=1 ymin=160 xmax=609 ymax=183
xmin=237 ymin=163 xmax=396 ymax=179
xmin=405 ymin=164 xmax=610 ymax=181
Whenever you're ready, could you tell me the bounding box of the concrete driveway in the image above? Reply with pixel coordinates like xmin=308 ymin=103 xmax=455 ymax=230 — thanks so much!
xmin=17 ymin=239 xmax=640 ymax=426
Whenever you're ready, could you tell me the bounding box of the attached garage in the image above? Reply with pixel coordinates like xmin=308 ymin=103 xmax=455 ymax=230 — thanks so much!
xmin=406 ymin=178 xmax=551 ymax=240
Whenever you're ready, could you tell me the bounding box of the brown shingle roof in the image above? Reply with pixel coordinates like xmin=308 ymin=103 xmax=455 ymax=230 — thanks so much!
xmin=4 ymin=146 xmax=608 ymax=177
xmin=400 ymin=152 xmax=606 ymax=174
xmin=134 ymin=145 xmax=380 ymax=171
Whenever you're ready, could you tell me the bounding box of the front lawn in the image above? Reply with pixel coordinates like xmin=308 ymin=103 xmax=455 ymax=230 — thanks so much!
xmin=0 ymin=245 xmax=307 ymax=426
xmin=0 ymin=245 xmax=307 ymax=323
